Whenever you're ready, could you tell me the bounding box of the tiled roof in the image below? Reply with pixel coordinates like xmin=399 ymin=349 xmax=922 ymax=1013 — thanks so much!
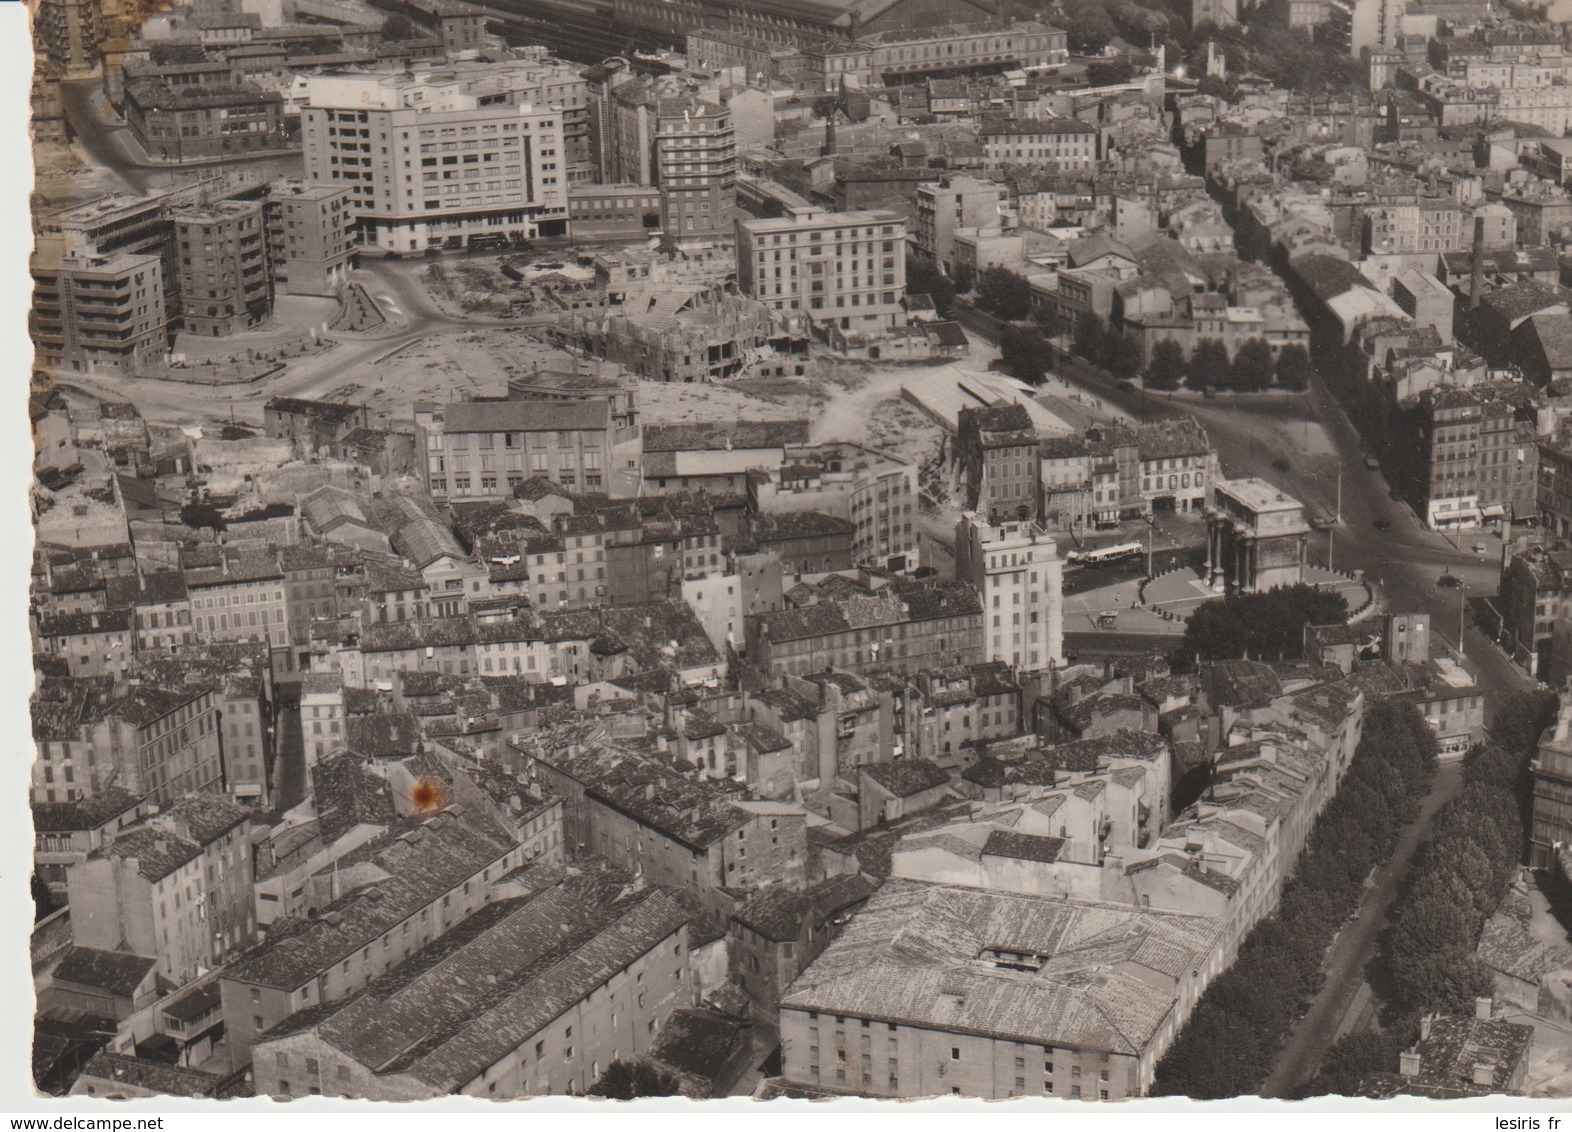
xmin=77 ymin=1052 xmax=223 ymax=1098
xmin=32 ymin=785 xmax=140 ymax=831
xmin=38 ymin=609 xmax=134 ymax=638
xmin=279 ymin=876 xmax=691 ymax=1092
xmin=224 ymin=809 xmax=514 ymax=991
xmin=104 ymin=571 xmax=188 ymax=608
xmin=780 ymin=879 xmax=1222 ymax=1054
xmin=91 ymin=826 xmax=202 ymax=882
xmin=160 ymin=794 xmax=249 ymax=845
xmin=733 ymin=873 xmax=875 ymax=943
xmin=51 ymin=947 xmax=155 ymax=997
xmin=861 ymin=757 xmax=950 ymax=798
xmin=982 ymin=829 xmax=1064 ymax=863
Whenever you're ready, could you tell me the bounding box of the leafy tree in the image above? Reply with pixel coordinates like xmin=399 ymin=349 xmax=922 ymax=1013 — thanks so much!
xmin=1074 ymin=313 xmax=1107 ymax=365
xmin=1300 ymin=1030 xmax=1407 ymax=1098
xmin=927 ymin=272 xmax=956 ymax=319
xmin=1146 ymin=339 xmax=1186 ymax=391
xmin=1188 ymin=337 xmax=1229 ymax=391
xmin=1275 ymin=343 xmax=1315 ymax=392
xmin=1062 ymin=0 xmax=1118 ymax=53
xmin=906 ymin=258 xmax=956 ymax=319
xmin=975 ymin=266 xmax=1033 ymax=321
xmin=381 ymin=12 xmax=417 ymax=39
xmin=1105 ymin=332 xmax=1144 ymax=379
xmin=1034 ymin=300 xmax=1062 ymax=340
xmin=589 ymin=1061 xmax=681 ymax=1100
xmin=1154 ymin=698 xmax=1440 ymax=1098
xmin=1230 ymin=338 xmax=1274 ymax=393
xmin=1000 ymin=324 xmax=1051 ymax=384
xmin=950 ymin=261 xmax=974 ymax=295
xmin=1490 ymin=690 xmax=1558 ymax=755
xmin=1179 ymin=583 xmax=1350 ymax=663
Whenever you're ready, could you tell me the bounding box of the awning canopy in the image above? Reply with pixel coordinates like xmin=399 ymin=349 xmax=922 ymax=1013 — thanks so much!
xmin=1482 ymin=504 xmax=1507 ymax=519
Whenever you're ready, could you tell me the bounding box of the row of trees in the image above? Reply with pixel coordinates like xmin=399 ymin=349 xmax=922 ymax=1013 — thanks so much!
xmin=1370 ymin=691 xmax=1555 ymax=1017
xmin=1302 ymin=690 xmax=1554 ymax=1096
xmin=1146 ymin=338 xmax=1314 ymax=394
xmin=928 ymin=262 xmax=1317 ymax=395
xmin=1176 ymin=584 xmax=1350 ymax=670
xmin=1154 ymin=699 xmax=1440 ymax=1098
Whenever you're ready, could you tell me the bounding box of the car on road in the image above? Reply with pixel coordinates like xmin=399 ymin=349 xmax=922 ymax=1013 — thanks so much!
xmin=1474 ymin=543 xmax=1489 ymax=554
xmin=1272 ymin=457 xmax=1291 ymax=473
xmin=1374 ymin=519 xmax=1393 ymax=532
xmin=1438 ymin=573 xmax=1461 ymax=588
xmin=1116 ymin=380 xmax=1135 ymax=392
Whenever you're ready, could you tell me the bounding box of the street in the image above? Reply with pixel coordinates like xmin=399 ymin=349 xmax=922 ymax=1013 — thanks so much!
xmin=54 ymin=255 xmax=570 ymax=426
xmin=1259 ymin=759 xmax=1466 ymax=1098
xmin=273 ymin=702 xmax=307 ymax=814
xmin=55 ymin=78 xmax=304 ymax=202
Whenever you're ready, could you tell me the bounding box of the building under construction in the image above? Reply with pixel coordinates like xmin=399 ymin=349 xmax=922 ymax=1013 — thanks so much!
xmin=552 ymin=284 xmax=811 ymax=382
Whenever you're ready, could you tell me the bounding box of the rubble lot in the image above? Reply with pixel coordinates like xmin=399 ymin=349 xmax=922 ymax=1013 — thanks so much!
xmin=328 ymin=330 xmax=582 ymax=414
xmin=640 ymin=362 xmax=945 ymax=468
xmin=330 ymin=328 xmax=952 ymax=470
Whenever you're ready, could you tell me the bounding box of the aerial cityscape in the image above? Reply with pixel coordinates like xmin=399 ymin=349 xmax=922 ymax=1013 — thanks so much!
xmin=23 ymin=0 xmax=1572 ymax=1104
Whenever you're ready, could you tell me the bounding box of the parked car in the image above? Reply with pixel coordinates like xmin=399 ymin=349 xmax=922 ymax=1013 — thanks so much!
xmin=1438 ymin=573 xmax=1461 ymax=588
xmin=1374 ymin=519 xmax=1393 ymax=532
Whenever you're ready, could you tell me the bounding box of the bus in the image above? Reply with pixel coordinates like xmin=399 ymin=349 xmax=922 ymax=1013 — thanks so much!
xmin=1067 ymin=542 xmax=1142 ymax=567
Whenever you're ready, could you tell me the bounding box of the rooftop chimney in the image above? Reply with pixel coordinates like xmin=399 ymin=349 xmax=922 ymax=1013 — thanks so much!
xmin=1399 ymin=1051 xmax=1422 ymax=1078
xmin=1472 ymin=1062 xmax=1496 ymax=1088
xmin=1475 ymin=995 xmax=1493 ymax=1020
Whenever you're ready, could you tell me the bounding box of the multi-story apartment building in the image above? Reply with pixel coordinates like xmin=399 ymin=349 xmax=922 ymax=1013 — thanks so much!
xmin=35 ymin=0 xmax=101 ymax=78
xmin=219 ymin=809 xmax=521 ymax=1071
xmin=1321 ymin=0 xmax=1405 ymax=57
xmin=1532 ymin=689 xmax=1572 ymax=869
xmin=1395 ymin=384 xmax=1540 ymax=530
xmin=30 ymin=238 xmax=166 ymax=378
xmin=749 ymin=441 xmax=921 ymax=573
xmin=35 ymin=608 xmax=136 ymax=679
xmin=736 ymin=206 xmax=907 ymax=334
xmin=250 ymin=874 xmax=693 ymax=1100
xmin=1499 ymin=545 xmax=1572 ymax=677
xmin=654 ymin=96 xmax=737 ymax=240
xmin=777 ymin=879 xmax=1223 ymax=1099
xmin=300 ymin=71 xmax=568 ymax=254
xmin=978 ymin=118 xmax=1098 ymax=170
xmin=32 ymin=788 xmax=144 ymax=901
xmin=105 ymin=573 xmax=193 ymax=653
xmin=121 ymin=76 xmax=288 ymax=164
xmin=518 ymin=737 xmax=806 ymax=919
xmin=413 ymin=398 xmax=614 ymax=502
xmin=746 ymin=578 xmax=984 ymax=678
xmin=957 ymin=403 xmax=1040 ymax=524
xmin=186 ymin=548 xmax=288 ymax=650
xmin=66 ymin=795 xmax=255 ymax=986
xmin=799 ymin=22 xmax=1068 ymax=91
xmin=911 ymin=175 xmax=1010 ymax=273
xmin=172 ymin=200 xmax=272 ymax=337
xmin=30 ymin=676 xmax=220 ymax=806
xmin=954 ymin=515 xmax=1064 ymax=674
xmin=263 ymin=182 xmax=356 ymax=297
